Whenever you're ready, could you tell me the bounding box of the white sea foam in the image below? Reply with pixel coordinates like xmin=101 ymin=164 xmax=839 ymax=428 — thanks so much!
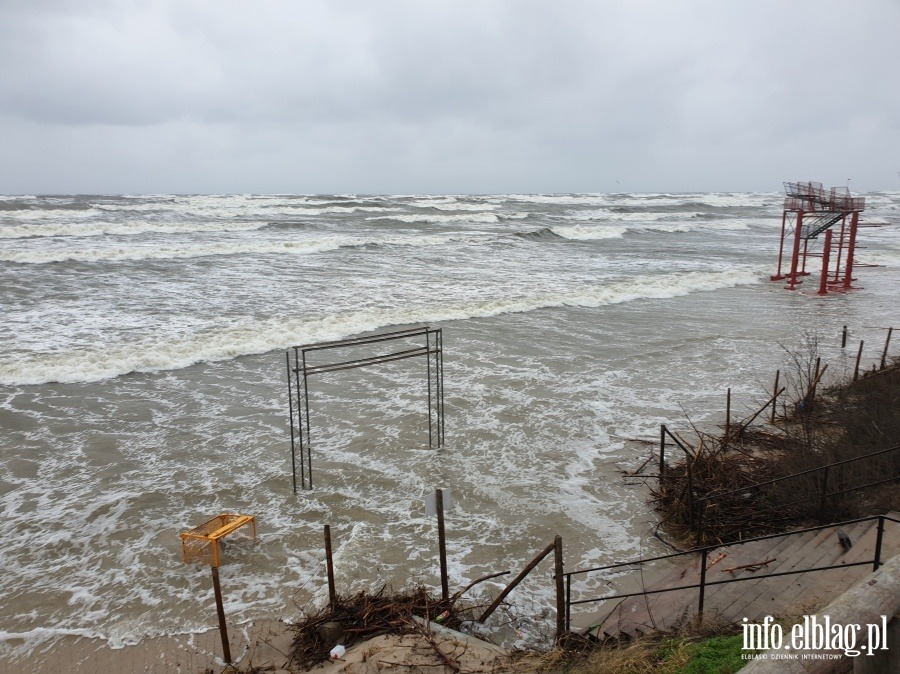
xmin=0 ymin=627 xmax=105 ymax=658
xmin=365 ymin=212 xmax=500 ymax=224
xmin=0 ymin=269 xmax=761 ymax=385
xmin=0 ymin=232 xmax=475 ymax=264
xmin=0 ymin=219 xmax=270 ymax=240
xmin=550 ymin=224 xmax=628 ymax=240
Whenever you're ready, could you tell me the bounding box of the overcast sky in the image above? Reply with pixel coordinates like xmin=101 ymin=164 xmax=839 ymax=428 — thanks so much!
xmin=1 ymin=0 xmax=899 ymax=195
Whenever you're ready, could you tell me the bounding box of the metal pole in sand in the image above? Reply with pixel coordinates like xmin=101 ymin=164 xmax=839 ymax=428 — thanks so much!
xmin=324 ymin=525 xmax=337 ymax=608
xmin=210 ymin=566 xmax=232 ymax=664
xmin=436 ymin=489 xmax=449 ymax=601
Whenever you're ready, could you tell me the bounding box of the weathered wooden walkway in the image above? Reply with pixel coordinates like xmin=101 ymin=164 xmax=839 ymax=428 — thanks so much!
xmin=574 ymin=513 xmax=900 ymax=638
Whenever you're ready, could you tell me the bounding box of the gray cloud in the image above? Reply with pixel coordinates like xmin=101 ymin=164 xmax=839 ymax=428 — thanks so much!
xmin=1 ymin=0 xmax=899 ymax=194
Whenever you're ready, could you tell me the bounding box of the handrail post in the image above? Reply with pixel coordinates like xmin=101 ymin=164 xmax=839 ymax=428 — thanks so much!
xmin=874 ymin=516 xmax=885 ymax=571
xmin=695 ymin=501 xmax=706 ymax=547
xmin=554 ymin=535 xmax=565 ymax=643
xmin=771 ymin=370 xmax=780 ymax=424
xmin=697 ymin=548 xmax=708 ymax=622
xmin=324 ymin=525 xmax=337 ymax=608
xmin=854 ymin=340 xmax=864 ymax=381
xmin=686 ymin=458 xmax=695 ymax=529
xmin=436 ymin=489 xmax=449 ymax=601
xmin=659 ymin=424 xmax=667 ymax=485
xmin=881 ymin=327 xmax=893 ymax=369
xmin=565 ymin=573 xmax=572 ymax=633
xmin=818 ymin=465 xmax=830 ymax=524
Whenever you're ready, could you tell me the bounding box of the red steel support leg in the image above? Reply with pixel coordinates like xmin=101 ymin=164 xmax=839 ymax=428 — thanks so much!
xmin=785 ymin=211 xmax=805 ymax=290
xmin=842 ymin=211 xmax=860 ymax=289
xmin=831 ymin=214 xmax=847 ymax=284
xmin=772 ymin=210 xmax=788 ymax=280
xmin=818 ymin=229 xmax=832 ymax=295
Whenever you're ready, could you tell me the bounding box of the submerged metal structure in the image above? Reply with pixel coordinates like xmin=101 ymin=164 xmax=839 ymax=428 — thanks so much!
xmin=771 ymin=181 xmax=866 ymax=294
xmin=286 ymin=326 xmax=444 ymax=491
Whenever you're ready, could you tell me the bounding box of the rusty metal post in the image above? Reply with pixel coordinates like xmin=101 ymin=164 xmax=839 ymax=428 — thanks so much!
xmin=554 ymin=536 xmax=565 ymax=643
xmin=697 ymin=548 xmax=708 ymax=620
xmin=686 ymin=458 xmax=695 ymax=529
xmin=842 ymin=210 xmax=860 ymax=289
xmin=854 ymin=341 xmax=865 ymax=381
xmin=785 ymin=210 xmax=805 ymax=289
xmin=436 ymin=489 xmax=449 ymax=601
xmin=659 ymin=424 xmax=667 ymax=485
xmin=842 ymin=325 xmax=848 ymax=348
xmin=818 ymin=229 xmax=832 ymax=295
xmin=818 ymin=466 xmax=830 ymax=524
xmin=725 ymin=388 xmax=731 ymax=439
xmin=810 ymin=356 xmax=821 ymax=405
xmin=874 ymin=516 xmax=885 ymax=571
xmin=881 ymin=328 xmax=893 ymax=369
xmin=324 ymin=525 xmax=336 ymax=608
xmin=210 ymin=566 xmax=232 ymax=664
xmin=287 ymin=352 xmax=297 ymax=494
xmin=771 ymin=370 xmax=780 ymax=424
xmin=478 ymin=540 xmax=556 ymax=623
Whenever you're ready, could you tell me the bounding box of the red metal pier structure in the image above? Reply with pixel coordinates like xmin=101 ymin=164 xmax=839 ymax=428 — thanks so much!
xmin=771 ymin=181 xmax=866 ymax=294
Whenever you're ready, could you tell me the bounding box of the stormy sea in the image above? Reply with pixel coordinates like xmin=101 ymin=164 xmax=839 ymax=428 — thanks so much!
xmin=1 ymin=191 xmax=898 ymax=659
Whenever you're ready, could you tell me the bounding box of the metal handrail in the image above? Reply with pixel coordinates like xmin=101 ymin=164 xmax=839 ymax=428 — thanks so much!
xmin=694 ymin=444 xmax=899 ymax=506
xmin=563 ymin=515 xmax=900 ymax=633
xmin=693 ymin=445 xmax=899 ymax=541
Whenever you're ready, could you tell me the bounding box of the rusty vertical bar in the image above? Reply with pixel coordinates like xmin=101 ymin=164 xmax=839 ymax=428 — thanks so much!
xmin=211 ymin=566 xmax=232 ymax=664
xmin=287 ymin=351 xmax=297 ymax=494
xmin=697 ymin=548 xmax=708 ymax=620
xmin=842 ymin=211 xmax=859 ymax=289
xmin=874 ymin=516 xmax=885 ymax=571
xmin=294 ymin=346 xmax=309 ymax=489
xmin=854 ymin=341 xmax=864 ymax=381
xmin=686 ymin=458 xmax=695 ymax=529
xmin=426 ymin=331 xmax=433 ymax=448
xmin=436 ymin=489 xmax=449 ymax=601
xmin=818 ymin=229 xmax=832 ymax=295
xmin=842 ymin=325 xmax=848 ymax=349
xmin=565 ymin=572 xmax=572 ymax=633
xmin=554 ymin=536 xmax=565 ymax=643
xmin=725 ymin=388 xmax=731 ymax=439
xmin=832 ymin=214 xmax=847 ymax=283
xmin=324 ymin=525 xmax=336 ymax=608
xmin=881 ymin=328 xmax=893 ymax=369
xmin=438 ymin=329 xmax=445 ymax=447
xmin=301 ymin=349 xmax=312 ymax=489
xmin=810 ymin=356 xmax=821 ymax=405
xmin=818 ymin=466 xmax=830 ymax=524
xmin=771 ymin=370 xmax=780 ymax=424
xmin=659 ymin=424 xmax=666 ymax=485
xmin=786 ymin=211 xmax=805 ymax=289
xmin=773 ymin=210 xmax=788 ymax=279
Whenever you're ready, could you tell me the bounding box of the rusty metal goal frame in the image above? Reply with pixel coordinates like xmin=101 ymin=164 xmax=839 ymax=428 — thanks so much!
xmin=286 ymin=326 xmax=444 ymax=492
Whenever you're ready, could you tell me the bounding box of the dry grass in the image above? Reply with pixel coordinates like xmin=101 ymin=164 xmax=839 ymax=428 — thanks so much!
xmin=512 ymin=619 xmax=738 ymax=674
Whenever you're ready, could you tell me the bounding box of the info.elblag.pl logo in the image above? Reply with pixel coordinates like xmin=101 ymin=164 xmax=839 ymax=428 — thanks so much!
xmin=742 ymin=615 xmax=890 ymax=660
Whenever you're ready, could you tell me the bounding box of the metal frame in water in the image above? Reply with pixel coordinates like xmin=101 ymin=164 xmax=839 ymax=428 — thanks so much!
xmin=286 ymin=326 xmax=445 ymax=491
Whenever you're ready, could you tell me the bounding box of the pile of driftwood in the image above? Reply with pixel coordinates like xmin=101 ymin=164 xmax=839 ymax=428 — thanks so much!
xmin=647 ymin=353 xmax=899 ymax=548
xmin=290 ymin=586 xmax=462 ymax=669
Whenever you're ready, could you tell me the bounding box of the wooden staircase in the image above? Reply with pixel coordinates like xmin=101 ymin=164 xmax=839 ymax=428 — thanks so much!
xmin=574 ymin=514 xmax=900 ymax=639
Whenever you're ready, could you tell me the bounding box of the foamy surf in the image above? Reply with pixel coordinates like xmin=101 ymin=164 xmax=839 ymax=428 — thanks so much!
xmin=1 ymin=190 xmax=897 ymax=662
xmin=0 ymin=269 xmax=761 ymax=385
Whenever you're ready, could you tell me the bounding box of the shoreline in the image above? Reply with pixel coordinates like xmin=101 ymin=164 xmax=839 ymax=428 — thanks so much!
xmin=0 ymin=618 xmax=292 ymax=674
